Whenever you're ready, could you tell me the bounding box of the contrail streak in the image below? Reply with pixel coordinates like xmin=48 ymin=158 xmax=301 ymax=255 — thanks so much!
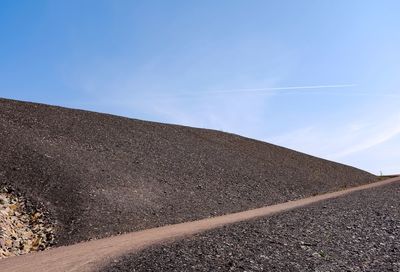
xmin=204 ymin=84 xmax=358 ymax=94
xmin=151 ymin=84 xmax=358 ymax=98
xmin=143 ymin=84 xmax=400 ymax=99
xmin=158 ymin=84 xmax=358 ymax=97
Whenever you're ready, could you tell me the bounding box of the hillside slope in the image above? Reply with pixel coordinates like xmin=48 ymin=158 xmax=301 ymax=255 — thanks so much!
xmin=0 ymin=98 xmax=375 ymax=245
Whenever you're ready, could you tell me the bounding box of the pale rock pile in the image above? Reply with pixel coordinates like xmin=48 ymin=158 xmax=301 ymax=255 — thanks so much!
xmin=0 ymin=188 xmax=55 ymax=259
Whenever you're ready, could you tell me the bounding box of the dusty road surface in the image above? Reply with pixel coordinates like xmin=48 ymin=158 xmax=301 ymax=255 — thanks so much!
xmin=0 ymin=176 xmax=398 ymax=272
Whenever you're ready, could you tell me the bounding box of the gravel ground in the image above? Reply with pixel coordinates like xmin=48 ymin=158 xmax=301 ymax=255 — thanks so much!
xmin=103 ymin=182 xmax=400 ymax=272
xmin=0 ymin=98 xmax=375 ymax=246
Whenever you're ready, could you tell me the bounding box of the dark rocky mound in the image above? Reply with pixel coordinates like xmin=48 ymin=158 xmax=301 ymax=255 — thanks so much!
xmin=0 ymin=98 xmax=376 ymax=245
xmin=102 ymin=182 xmax=400 ymax=272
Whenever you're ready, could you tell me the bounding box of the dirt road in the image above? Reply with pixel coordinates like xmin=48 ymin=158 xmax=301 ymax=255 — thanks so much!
xmin=1 ymin=176 xmax=398 ymax=272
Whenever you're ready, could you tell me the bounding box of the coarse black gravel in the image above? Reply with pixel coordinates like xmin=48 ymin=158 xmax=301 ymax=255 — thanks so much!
xmin=103 ymin=182 xmax=400 ymax=272
xmin=0 ymin=98 xmax=376 ymax=246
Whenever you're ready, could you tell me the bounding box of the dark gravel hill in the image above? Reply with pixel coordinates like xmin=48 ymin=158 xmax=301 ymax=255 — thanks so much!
xmin=0 ymin=98 xmax=376 ymax=245
xmin=103 ymin=182 xmax=400 ymax=272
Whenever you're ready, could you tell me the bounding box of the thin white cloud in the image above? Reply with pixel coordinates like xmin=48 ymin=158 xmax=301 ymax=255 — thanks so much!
xmin=267 ymin=110 xmax=400 ymax=174
xmin=331 ymin=117 xmax=400 ymax=159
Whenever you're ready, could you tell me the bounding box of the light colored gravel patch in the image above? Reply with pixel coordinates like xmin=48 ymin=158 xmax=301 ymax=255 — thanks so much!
xmin=0 ymin=188 xmax=55 ymax=259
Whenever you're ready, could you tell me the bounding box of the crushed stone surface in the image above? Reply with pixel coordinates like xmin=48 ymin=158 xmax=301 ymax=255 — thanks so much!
xmin=0 ymin=188 xmax=55 ymax=259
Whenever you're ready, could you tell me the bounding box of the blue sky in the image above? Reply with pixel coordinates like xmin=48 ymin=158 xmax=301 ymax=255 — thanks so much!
xmin=1 ymin=1 xmax=399 ymax=174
